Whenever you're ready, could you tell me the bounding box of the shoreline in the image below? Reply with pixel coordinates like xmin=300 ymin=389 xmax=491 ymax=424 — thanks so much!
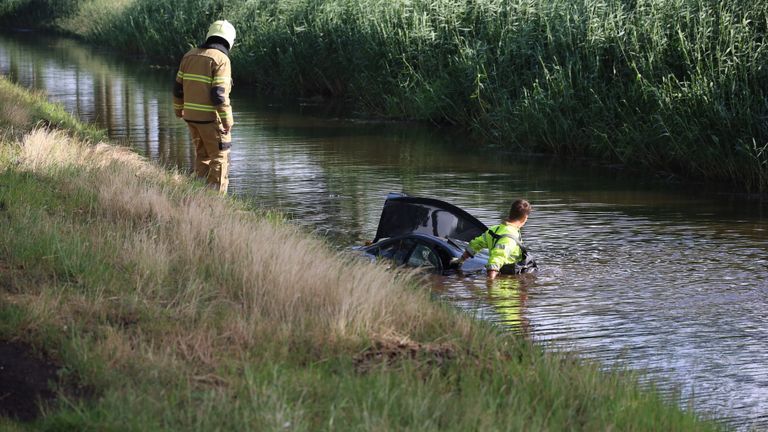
xmin=2 ymin=29 xmax=765 ymax=206
xmin=1 ymin=0 xmax=766 ymax=193
xmin=0 ymin=76 xmax=720 ymax=430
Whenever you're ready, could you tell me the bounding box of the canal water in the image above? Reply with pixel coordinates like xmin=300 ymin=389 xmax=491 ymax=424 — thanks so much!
xmin=1 ymin=33 xmax=766 ymax=430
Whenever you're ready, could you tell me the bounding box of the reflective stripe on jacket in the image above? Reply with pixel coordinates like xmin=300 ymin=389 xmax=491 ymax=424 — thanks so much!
xmin=173 ymin=43 xmax=233 ymax=126
xmin=466 ymin=224 xmax=523 ymax=271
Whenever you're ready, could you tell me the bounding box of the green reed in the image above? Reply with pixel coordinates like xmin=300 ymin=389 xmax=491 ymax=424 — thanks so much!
xmin=2 ymin=0 xmax=766 ymax=190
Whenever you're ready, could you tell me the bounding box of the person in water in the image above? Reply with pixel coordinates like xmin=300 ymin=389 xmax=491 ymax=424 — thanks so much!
xmin=458 ymin=199 xmax=532 ymax=279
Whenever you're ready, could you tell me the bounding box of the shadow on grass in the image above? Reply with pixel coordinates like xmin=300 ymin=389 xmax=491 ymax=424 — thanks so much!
xmin=0 ymin=340 xmax=61 ymax=421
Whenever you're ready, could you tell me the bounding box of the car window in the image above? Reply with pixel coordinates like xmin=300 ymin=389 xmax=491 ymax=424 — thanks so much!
xmin=378 ymin=239 xmax=416 ymax=265
xmin=406 ymin=244 xmax=442 ymax=271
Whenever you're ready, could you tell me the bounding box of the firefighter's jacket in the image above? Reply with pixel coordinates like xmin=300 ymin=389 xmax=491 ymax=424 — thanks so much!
xmin=173 ymin=42 xmax=233 ymax=128
xmin=466 ymin=224 xmax=524 ymax=271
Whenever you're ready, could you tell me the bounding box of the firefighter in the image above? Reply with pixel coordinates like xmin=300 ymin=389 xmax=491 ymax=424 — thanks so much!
xmin=457 ymin=199 xmax=533 ymax=279
xmin=173 ymin=20 xmax=236 ymax=193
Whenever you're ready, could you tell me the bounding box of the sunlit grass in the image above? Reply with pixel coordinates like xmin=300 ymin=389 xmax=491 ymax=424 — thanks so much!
xmin=10 ymin=127 xmax=442 ymax=345
xmin=0 ymin=78 xmax=104 ymax=142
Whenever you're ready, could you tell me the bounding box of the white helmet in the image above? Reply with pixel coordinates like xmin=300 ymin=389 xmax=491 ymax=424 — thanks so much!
xmin=207 ymin=20 xmax=236 ymax=49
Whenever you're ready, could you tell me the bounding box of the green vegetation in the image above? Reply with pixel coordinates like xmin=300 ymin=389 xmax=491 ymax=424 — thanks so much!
xmin=0 ymin=77 xmax=720 ymax=430
xmin=2 ymin=0 xmax=765 ymax=191
xmin=0 ymin=78 xmax=104 ymax=142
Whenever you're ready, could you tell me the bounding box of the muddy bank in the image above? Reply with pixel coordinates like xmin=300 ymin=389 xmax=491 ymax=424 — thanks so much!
xmin=0 ymin=341 xmax=59 ymax=421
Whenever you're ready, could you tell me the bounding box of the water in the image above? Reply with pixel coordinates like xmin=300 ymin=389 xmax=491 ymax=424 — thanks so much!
xmin=2 ymin=32 xmax=766 ymax=430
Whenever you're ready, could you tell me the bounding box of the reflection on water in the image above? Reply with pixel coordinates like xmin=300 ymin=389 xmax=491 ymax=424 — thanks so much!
xmin=2 ymin=32 xmax=767 ymax=430
xmin=436 ymin=274 xmax=534 ymax=336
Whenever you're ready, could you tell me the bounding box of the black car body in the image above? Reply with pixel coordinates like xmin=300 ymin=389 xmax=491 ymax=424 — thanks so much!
xmin=356 ymin=193 xmax=536 ymax=274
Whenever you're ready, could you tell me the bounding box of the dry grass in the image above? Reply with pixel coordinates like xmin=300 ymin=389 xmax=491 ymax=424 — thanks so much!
xmin=0 ymin=102 xmax=31 ymax=129
xmin=0 ymin=82 xmax=32 ymax=133
xmin=14 ymin=128 xmax=452 ymax=359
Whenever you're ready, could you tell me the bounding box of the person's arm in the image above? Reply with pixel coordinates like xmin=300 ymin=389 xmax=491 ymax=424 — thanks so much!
xmin=211 ymin=58 xmax=233 ymax=133
xmin=465 ymin=234 xmax=487 ymax=258
xmin=173 ymin=64 xmax=185 ymax=118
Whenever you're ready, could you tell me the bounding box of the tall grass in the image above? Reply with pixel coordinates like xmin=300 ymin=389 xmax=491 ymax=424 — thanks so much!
xmin=10 ymin=126 xmax=443 ymax=344
xmin=0 ymin=78 xmax=104 ymax=141
xmin=2 ymin=0 xmax=766 ymax=190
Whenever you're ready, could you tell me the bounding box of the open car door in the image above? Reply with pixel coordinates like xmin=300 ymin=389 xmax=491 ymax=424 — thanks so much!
xmin=373 ymin=193 xmax=488 ymax=242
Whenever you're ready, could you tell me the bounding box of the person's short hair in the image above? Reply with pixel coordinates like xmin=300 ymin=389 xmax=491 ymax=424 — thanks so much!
xmin=508 ymin=199 xmax=532 ymax=221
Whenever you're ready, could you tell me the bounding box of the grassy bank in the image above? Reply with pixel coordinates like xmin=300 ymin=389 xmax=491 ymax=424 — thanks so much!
xmin=2 ymin=0 xmax=767 ymax=192
xmin=0 ymin=76 xmax=719 ymax=430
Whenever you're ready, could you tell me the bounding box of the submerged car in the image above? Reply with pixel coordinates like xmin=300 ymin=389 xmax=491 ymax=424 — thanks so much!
xmin=356 ymin=193 xmax=537 ymax=275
